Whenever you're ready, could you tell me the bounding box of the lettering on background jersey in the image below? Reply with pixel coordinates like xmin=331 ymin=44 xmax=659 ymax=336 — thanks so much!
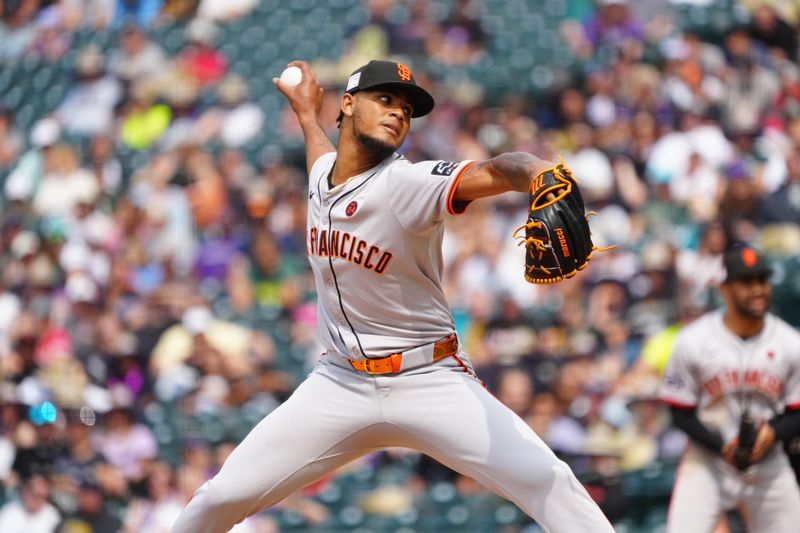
xmin=701 ymin=370 xmax=784 ymax=401
xmin=307 ymin=227 xmax=393 ymax=274
xmin=664 ymin=372 xmax=685 ymax=389
xmin=432 ymin=161 xmax=459 ymax=176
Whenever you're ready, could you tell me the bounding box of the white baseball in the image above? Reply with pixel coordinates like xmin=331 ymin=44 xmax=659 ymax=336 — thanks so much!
xmin=279 ymin=66 xmax=302 ymax=87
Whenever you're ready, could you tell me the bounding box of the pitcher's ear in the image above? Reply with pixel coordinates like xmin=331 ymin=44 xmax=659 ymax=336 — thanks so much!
xmin=342 ymin=93 xmax=354 ymax=116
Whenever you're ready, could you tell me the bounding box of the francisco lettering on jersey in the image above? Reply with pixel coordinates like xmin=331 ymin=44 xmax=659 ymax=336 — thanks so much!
xmin=307 ymin=227 xmax=393 ymax=274
xmin=701 ymin=369 xmax=784 ymax=401
xmin=432 ymin=161 xmax=459 ymax=176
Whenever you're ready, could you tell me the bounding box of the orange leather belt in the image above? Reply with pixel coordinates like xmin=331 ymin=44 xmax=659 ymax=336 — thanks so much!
xmin=349 ymin=334 xmax=459 ymax=375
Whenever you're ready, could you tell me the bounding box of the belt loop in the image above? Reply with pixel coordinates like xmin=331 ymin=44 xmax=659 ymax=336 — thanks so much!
xmin=390 ymin=353 xmax=402 ymax=373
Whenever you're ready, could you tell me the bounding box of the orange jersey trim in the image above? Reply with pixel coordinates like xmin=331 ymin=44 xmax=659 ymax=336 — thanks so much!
xmin=446 ymin=161 xmax=477 ymax=215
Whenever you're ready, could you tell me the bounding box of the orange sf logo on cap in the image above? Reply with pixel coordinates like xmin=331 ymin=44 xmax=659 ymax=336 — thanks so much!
xmin=397 ymin=63 xmax=412 ymax=81
xmin=741 ymin=248 xmax=758 ymax=267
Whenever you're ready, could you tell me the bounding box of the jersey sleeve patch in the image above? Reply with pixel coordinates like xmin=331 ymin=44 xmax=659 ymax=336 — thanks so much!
xmin=432 ymin=161 xmax=460 ymax=176
xmin=659 ymin=333 xmax=701 ymax=407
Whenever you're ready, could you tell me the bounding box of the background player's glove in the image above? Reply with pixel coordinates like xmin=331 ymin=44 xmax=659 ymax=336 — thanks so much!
xmin=514 ymin=162 xmax=606 ymax=284
xmin=732 ymin=411 xmax=758 ymax=470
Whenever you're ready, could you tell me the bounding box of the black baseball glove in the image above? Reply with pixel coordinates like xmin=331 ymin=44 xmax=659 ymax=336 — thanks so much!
xmin=514 ymin=162 xmax=607 ymax=284
xmin=732 ymin=411 xmax=758 ymax=470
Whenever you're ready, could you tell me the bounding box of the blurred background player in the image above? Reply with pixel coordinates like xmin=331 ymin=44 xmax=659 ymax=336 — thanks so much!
xmin=660 ymin=246 xmax=800 ymax=533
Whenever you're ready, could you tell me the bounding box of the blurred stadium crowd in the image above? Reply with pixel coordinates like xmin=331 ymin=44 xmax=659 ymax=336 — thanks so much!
xmin=1 ymin=0 xmax=800 ymax=531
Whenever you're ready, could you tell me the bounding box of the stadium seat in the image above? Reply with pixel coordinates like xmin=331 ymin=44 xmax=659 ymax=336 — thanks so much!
xmin=19 ymin=55 xmax=42 ymax=77
xmin=337 ymin=504 xmax=365 ymax=527
xmin=293 ymin=40 xmax=320 ymax=60
xmin=254 ymin=0 xmax=281 ymax=13
xmin=0 ymin=68 xmax=15 ymax=95
xmin=153 ymin=423 xmax=176 ymax=445
xmin=239 ymin=26 xmax=267 ymax=52
xmin=302 ymin=6 xmax=333 ymax=30
xmin=14 ymin=104 xmax=37 ymax=132
xmin=219 ymin=40 xmax=240 ymax=62
xmin=772 ymin=256 xmax=800 ymax=327
xmin=3 ymin=86 xmax=25 ymax=110
xmin=31 ymin=66 xmax=57 ymax=93
xmin=328 ymin=0 xmax=360 ymax=10
xmin=317 ymin=481 xmax=343 ymax=504
xmin=289 ymin=0 xmax=317 ymax=11
xmin=265 ymin=9 xmax=292 ymax=33
xmin=429 ymin=481 xmax=457 ymax=504
xmin=493 ymin=502 xmax=524 ymax=527
xmin=230 ymin=60 xmax=254 ymax=78
xmin=543 ymin=0 xmax=568 ymax=19
xmin=162 ymin=24 xmax=186 ymax=55
xmin=479 ymin=15 xmax=504 ymax=36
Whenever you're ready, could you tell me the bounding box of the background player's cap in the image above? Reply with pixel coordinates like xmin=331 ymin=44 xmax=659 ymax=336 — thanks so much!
xmin=344 ymin=60 xmax=434 ymax=118
xmin=723 ymin=246 xmax=772 ymax=282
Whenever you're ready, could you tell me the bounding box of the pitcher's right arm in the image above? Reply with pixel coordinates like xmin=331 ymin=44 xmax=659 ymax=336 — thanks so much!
xmin=273 ymin=60 xmax=335 ymax=174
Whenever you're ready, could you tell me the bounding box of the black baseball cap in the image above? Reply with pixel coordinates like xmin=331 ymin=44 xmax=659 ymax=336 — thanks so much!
xmin=345 ymin=60 xmax=434 ymax=118
xmin=723 ymin=246 xmax=772 ymax=282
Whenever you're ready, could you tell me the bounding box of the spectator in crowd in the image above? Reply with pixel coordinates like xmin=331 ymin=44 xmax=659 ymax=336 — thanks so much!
xmin=111 ymin=0 xmax=163 ymax=29
xmin=583 ymin=0 xmax=645 ymax=51
xmin=56 ymin=45 xmax=123 ymax=138
xmin=109 ymin=24 xmax=169 ymax=83
xmin=32 ymin=143 xmax=98 ymax=219
xmin=119 ymin=82 xmax=173 ymax=149
xmin=0 ymin=0 xmax=40 ymax=64
xmin=0 ymin=108 xmax=25 ymax=172
xmin=57 ymin=480 xmax=122 ymax=532
xmin=87 ymin=134 xmax=124 ymax=200
xmin=495 ymin=366 xmax=535 ymax=417
xmin=148 ymin=304 xmax=271 ymax=379
xmin=95 ymin=394 xmax=157 ymax=483
xmin=126 ymin=150 xmax=196 ymax=274
xmin=758 ymin=145 xmax=800 ymax=224
xmin=0 ymin=473 xmax=61 ymax=533
xmin=25 ymin=5 xmax=71 ymax=62
xmin=205 ymin=75 xmax=265 ymax=148
xmin=59 ymin=0 xmax=115 ymax=30
xmin=4 ymin=118 xmax=60 ymax=204
xmin=176 ymin=17 xmax=227 ymax=86
xmin=747 ymin=2 xmax=798 ymax=61
xmin=122 ymin=461 xmax=184 ymax=532
xmin=426 ymin=0 xmax=486 ymax=66
xmin=197 ymin=0 xmax=257 ymax=22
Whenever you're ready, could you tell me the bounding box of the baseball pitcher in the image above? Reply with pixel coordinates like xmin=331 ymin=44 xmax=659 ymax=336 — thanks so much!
xmin=171 ymin=60 xmax=614 ymax=532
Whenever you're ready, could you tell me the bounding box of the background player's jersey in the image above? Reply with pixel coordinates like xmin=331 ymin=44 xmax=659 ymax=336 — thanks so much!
xmin=660 ymin=310 xmax=800 ymax=443
xmin=306 ymin=152 xmax=474 ymax=359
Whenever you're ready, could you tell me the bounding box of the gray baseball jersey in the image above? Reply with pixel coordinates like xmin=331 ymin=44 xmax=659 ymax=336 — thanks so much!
xmin=306 ymin=152 xmax=474 ymax=358
xmin=661 ymin=311 xmax=800 ymax=441
xmin=660 ymin=310 xmax=800 ymax=532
